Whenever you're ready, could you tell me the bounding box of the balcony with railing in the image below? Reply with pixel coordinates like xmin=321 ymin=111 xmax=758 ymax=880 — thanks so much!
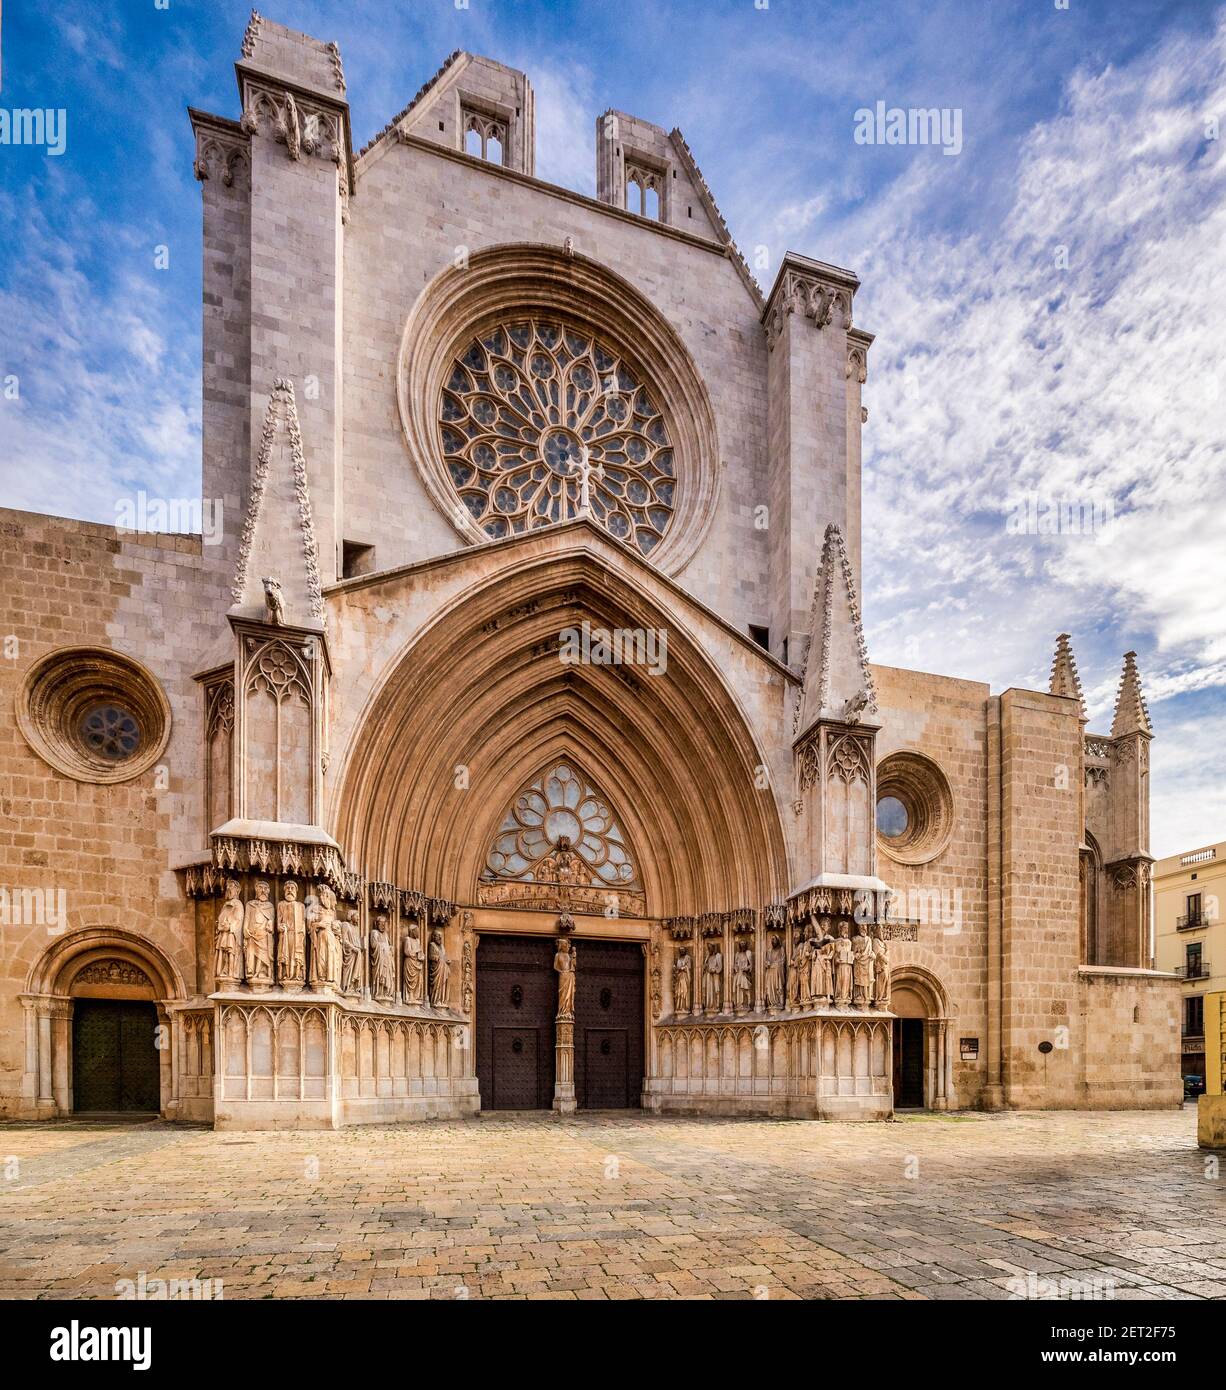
xmin=1175 ymin=961 xmax=1211 ymax=979
xmin=1177 ymin=913 xmax=1208 ymax=930
xmin=1180 ymin=847 xmax=1217 ymax=866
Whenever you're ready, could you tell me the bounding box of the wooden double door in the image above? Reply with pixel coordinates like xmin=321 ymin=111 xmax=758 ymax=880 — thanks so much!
xmin=475 ymin=934 xmax=643 ymax=1111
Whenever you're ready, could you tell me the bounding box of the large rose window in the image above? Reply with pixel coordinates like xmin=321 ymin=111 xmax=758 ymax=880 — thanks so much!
xmin=439 ymin=319 xmax=677 ymax=555
xmin=482 ymin=763 xmax=641 ymax=890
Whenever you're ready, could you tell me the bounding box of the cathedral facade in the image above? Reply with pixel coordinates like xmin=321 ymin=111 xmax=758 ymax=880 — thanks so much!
xmin=0 ymin=15 xmax=1181 ymax=1128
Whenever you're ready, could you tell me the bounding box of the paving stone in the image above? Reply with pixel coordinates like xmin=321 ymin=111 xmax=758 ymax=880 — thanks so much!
xmin=0 ymin=1108 xmax=1216 ymax=1301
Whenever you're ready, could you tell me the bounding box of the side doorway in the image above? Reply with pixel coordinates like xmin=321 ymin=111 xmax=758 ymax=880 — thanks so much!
xmin=72 ymin=999 xmax=161 ymax=1114
xmin=892 ymin=1017 xmax=925 ymax=1109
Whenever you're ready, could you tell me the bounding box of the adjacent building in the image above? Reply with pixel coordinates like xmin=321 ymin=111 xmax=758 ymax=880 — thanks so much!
xmin=1155 ymin=841 xmax=1226 ymax=1089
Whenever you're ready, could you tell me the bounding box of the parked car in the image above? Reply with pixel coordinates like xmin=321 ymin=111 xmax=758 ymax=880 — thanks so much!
xmin=1183 ymin=1074 xmax=1206 ymax=1099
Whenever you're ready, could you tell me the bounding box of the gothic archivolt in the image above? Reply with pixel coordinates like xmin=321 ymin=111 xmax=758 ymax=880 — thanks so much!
xmin=330 ymin=555 xmax=788 ymax=916
xmin=397 ymin=243 xmax=720 ymax=575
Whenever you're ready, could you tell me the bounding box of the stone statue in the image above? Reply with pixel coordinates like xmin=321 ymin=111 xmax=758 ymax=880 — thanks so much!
xmin=553 ymin=936 xmax=576 ymax=1019
xmin=340 ymin=907 xmax=364 ymax=994
xmin=539 ymin=835 xmax=584 ymax=888
xmin=851 ymin=927 xmax=873 ymax=1007
xmin=428 ymin=929 xmax=450 ymax=1008
xmin=791 ymin=929 xmax=812 ymax=1007
xmin=732 ymin=940 xmax=753 ymax=1012
xmin=672 ymin=945 xmax=692 ymax=1013
xmin=764 ymin=934 xmax=786 ymax=1011
xmin=262 ymin=574 xmax=286 ymax=625
xmin=369 ymin=913 xmax=395 ymax=1001
xmin=243 ymin=879 xmax=275 ymax=988
xmin=842 ymin=688 xmax=869 ymax=724
xmin=814 ymin=927 xmax=836 ymax=1003
xmin=214 ymin=877 xmax=243 ymax=985
xmin=833 ymin=922 xmax=854 ymax=1006
xmin=276 ymin=879 xmax=306 ymax=990
xmin=308 ymin=886 xmax=340 ymax=990
xmin=871 ymin=924 xmax=891 ymax=1009
xmin=702 ymin=942 xmax=723 ymax=1013
xmin=402 ymin=928 xmax=424 ymax=1002
xmin=570 ymin=443 xmax=604 ymax=518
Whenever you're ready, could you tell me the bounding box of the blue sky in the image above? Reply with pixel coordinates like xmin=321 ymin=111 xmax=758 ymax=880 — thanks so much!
xmin=1 ymin=0 xmax=1224 ymax=856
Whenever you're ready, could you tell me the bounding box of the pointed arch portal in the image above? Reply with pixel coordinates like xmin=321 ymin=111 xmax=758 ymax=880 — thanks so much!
xmin=333 ymin=551 xmax=789 ymax=920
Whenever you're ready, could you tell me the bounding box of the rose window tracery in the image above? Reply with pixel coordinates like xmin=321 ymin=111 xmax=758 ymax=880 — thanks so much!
xmin=439 ymin=320 xmax=677 ymax=554
xmin=482 ymin=763 xmax=641 ymax=889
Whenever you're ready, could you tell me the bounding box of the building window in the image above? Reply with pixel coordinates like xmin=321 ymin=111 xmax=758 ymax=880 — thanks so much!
xmin=748 ymin=624 xmax=769 ymax=651
xmin=1185 ymin=995 xmax=1204 ymax=1037
xmin=876 ymin=795 xmax=909 ymax=839
xmin=482 ymin=762 xmax=641 ymax=890
xmin=341 ymin=540 xmax=376 ymax=579
xmin=875 ymin=751 xmax=956 ymax=865
xmin=440 ymin=318 xmax=676 ymax=554
xmin=1186 ymin=942 xmax=1204 ymax=979
xmin=1187 ymin=892 xmax=1202 ymax=926
xmin=462 ymin=110 xmax=507 ymax=165
xmin=625 ymin=161 xmax=663 ymax=220
xmin=17 ymin=646 xmax=171 ymax=785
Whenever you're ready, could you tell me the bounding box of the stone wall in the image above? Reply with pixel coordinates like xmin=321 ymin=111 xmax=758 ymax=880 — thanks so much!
xmin=342 ymin=135 xmax=771 ymax=636
xmin=0 ymin=509 xmax=223 ymax=1116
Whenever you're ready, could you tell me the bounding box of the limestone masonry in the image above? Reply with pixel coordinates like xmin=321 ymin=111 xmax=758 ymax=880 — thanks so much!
xmin=0 ymin=13 xmax=1180 ymax=1128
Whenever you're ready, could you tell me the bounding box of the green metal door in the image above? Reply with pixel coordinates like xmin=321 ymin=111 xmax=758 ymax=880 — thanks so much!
xmin=72 ymin=1000 xmax=161 ymax=1113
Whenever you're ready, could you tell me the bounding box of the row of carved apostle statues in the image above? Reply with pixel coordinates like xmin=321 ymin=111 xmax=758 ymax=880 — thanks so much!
xmin=670 ymin=920 xmax=891 ymax=1015
xmin=212 ymin=877 xmax=452 ymax=1006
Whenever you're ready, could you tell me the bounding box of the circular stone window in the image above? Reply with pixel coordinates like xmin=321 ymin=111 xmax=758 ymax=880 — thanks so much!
xmin=875 ymin=751 xmax=955 ymax=865
xmin=439 ymin=319 xmax=677 ymax=554
xmin=17 ymin=647 xmax=171 ymax=784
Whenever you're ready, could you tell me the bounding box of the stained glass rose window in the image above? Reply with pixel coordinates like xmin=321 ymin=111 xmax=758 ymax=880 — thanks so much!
xmin=482 ymin=763 xmax=641 ymax=889
xmin=439 ymin=319 xmax=676 ymax=555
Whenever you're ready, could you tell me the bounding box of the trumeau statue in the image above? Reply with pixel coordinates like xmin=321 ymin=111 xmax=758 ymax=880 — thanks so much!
xmin=428 ymin=929 xmax=450 ymax=1008
xmin=243 ymin=879 xmax=275 ymax=989
xmin=214 ymin=877 xmax=243 ymax=985
xmin=553 ymin=936 xmax=576 ymax=1019
xmin=340 ymin=907 xmax=364 ymax=994
xmin=702 ymin=942 xmax=723 ymax=1013
xmin=369 ymin=913 xmax=395 ymax=1001
xmin=764 ymin=934 xmax=786 ymax=1011
xmin=402 ymin=928 xmax=424 ymax=1002
xmin=672 ymin=944 xmax=692 ymax=1013
xmin=276 ymin=879 xmax=306 ymax=990
xmin=733 ymin=940 xmax=753 ymax=1012
xmin=833 ymin=922 xmax=854 ymax=1006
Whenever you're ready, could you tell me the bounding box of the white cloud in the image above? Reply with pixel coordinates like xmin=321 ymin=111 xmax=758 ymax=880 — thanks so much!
xmin=831 ymin=16 xmax=1226 ymax=849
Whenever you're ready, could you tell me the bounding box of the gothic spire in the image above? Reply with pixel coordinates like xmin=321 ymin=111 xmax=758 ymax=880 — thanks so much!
xmin=793 ymin=523 xmax=877 ymax=736
xmin=1110 ymin=650 xmax=1153 ymax=738
xmin=231 ymin=378 xmax=325 ymax=629
xmin=1048 ymin=632 xmax=1087 ymax=721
